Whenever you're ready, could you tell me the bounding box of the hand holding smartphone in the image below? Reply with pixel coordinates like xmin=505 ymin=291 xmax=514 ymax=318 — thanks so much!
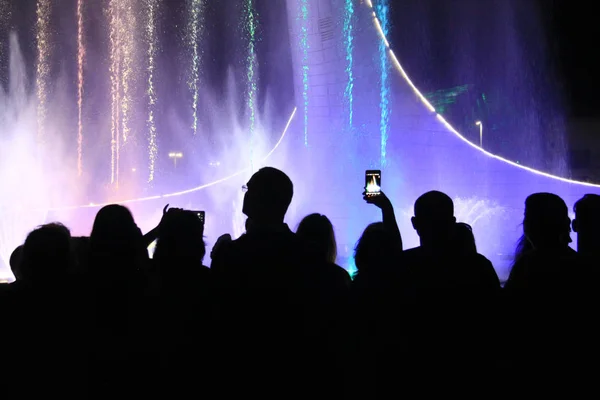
xmin=181 ymin=209 xmax=205 ymax=226
xmin=365 ymin=170 xmax=382 ymax=197
xmin=190 ymin=210 xmax=205 ymax=226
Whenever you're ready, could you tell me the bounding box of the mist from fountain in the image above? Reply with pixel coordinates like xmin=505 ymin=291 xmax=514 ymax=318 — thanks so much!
xmin=0 ymin=1 xmax=296 ymax=280
xmin=0 ymin=34 xmax=84 ymax=276
xmin=0 ymin=27 xmax=296 ymax=281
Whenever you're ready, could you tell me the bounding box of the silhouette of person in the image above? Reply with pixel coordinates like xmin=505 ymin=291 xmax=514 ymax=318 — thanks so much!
xmin=505 ymin=193 xmax=575 ymax=293
xmin=353 ymin=222 xmax=401 ymax=280
xmin=211 ymin=167 xmax=298 ymax=282
xmin=4 ymin=223 xmax=83 ymax=397
xmin=571 ymin=195 xmax=600 ymax=392
xmin=87 ymin=204 xmax=151 ymax=398
xmin=9 ymin=244 xmax=23 ymax=282
xmin=454 ymin=222 xmax=477 ymax=254
xmin=504 ymin=193 xmax=583 ymax=387
xmin=151 ymin=207 xmax=211 ymax=397
xmin=402 ymin=191 xmax=500 ymax=383
xmin=142 ymin=204 xmax=170 ymax=248
xmin=153 ymin=208 xmax=208 ymax=275
xmin=296 ymin=213 xmax=351 ymax=287
xmin=211 ymin=232 xmax=232 ymax=261
xmin=350 ymin=221 xmax=404 ymax=397
xmin=211 ymin=167 xmax=345 ymax=397
xmin=89 ymin=204 xmax=147 ymax=280
xmin=362 ymin=191 xmax=402 ymax=250
xmin=297 ymin=213 xmax=338 ymax=264
xmin=571 ymin=193 xmax=600 ymax=301
xmin=404 ymin=191 xmax=499 ymax=286
xmin=572 ymin=194 xmax=600 ymax=260
xmin=19 ymin=223 xmax=73 ymax=287
xmin=409 ymin=191 xmax=455 ymax=252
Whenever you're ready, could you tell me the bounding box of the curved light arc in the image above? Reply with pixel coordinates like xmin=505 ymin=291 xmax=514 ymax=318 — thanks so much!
xmin=44 ymin=107 xmax=298 ymax=212
xmin=365 ymin=2 xmax=600 ymax=189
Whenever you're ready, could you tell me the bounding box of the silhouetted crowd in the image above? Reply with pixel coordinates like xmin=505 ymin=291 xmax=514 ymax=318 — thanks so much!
xmin=1 ymin=166 xmax=599 ymax=398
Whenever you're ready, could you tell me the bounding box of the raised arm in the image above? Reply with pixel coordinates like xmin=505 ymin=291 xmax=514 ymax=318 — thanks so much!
xmin=363 ymin=191 xmax=403 ymax=251
xmin=142 ymin=204 xmax=169 ymax=248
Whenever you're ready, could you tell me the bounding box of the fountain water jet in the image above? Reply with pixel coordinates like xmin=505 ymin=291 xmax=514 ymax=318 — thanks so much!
xmin=283 ymin=0 xmax=600 ymax=278
xmin=1 ymin=34 xmax=49 ymax=275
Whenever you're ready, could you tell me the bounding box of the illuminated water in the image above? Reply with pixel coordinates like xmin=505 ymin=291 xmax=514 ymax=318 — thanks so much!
xmin=391 ymin=0 xmax=568 ymax=176
xmin=282 ymin=0 xmax=599 ymax=281
xmin=1 ymin=0 xmax=599 ymax=283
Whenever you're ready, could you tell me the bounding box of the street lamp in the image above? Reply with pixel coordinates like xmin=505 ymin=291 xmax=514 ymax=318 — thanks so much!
xmin=168 ymin=152 xmax=183 ymax=168
xmin=475 ymin=121 xmax=483 ymax=148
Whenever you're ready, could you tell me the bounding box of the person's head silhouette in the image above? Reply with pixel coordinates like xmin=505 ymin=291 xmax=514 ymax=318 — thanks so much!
xmin=91 ymin=204 xmax=139 ymax=241
xmin=154 ymin=209 xmax=206 ymax=268
xmin=354 ymin=222 xmax=398 ymax=275
xmin=90 ymin=204 xmax=145 ymax=275
xmin=572 ymin=194 xmax=600 ymax=254
xmin=296 ymin=213 xmax=337 ymax=264
xmin=411 ymin=191 xmax=456 ymax=249
xmin=523 ymin=192 xmax=570 ymax=249
xmin=9 ymin=245 xmax=24 ymax=281
xmin=243 ymin=167 xmax=293 ymax=226
xmin=454 ymin=222 xmax=477 ymax=254
xmin=21 ymin=223 xmax=72 ymax=285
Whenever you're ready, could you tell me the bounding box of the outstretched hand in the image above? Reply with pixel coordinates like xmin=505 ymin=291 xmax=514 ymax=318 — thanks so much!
xmin=143 ymin=204 xmax=173 ymax=246
xmin=363 ymin=191 xmax=392 ymax=211
xmin=157 ymin=204 xmax=186 ymax=228
xmin=156 ymin=204 xmax=170 ymax=228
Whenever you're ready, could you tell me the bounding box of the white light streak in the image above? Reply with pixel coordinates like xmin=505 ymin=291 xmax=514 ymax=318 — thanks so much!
xmin=188 ymin=0 xmax=204 ymax=136
xmin=77 ymin=0 xmax=85 ymax=177
xmin=365 ymin=2 xmax=599 ymax=187
xmin=36 ymin=0 xmax=51 ymax=146
xmin=146 ymin=0 xmax=159 ymax=182
xmin=42 ymin=107 xmax=298 ymax=211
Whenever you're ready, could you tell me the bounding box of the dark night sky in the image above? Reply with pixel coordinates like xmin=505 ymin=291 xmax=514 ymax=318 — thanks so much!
xmin=547 ymin=0 xmax=600 ymax=117
xmin=388 ymin=0 xmax=600 ymax=119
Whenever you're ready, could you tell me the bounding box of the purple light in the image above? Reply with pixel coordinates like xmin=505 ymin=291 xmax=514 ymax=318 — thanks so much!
xmin=42 ymin=108 xmax=298 ymax=212
xmin=366 ymin=2 xmax=600 ymax=189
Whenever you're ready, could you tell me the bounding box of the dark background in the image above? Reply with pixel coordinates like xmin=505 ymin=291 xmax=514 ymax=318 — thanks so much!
xmin=540 ymin=0 xmax=599 ymax=118
xmin=388 ymin=0 xmax=599 ymax=119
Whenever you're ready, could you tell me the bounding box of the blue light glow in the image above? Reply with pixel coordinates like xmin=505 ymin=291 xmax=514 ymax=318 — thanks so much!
xmin=300 ymin=0 xmax=309 ymax=147
xmin=376 ymin=0 xmax=390 ymax=167
xmin=343 ymin=0 xmax=354 ymax=128
xmin=188 ymin=0 xmax=204 ymax=137
xmin=244 ymin=0 xmax=258 ymax=170
xmin=345 ymin=256 xmax=358 ymax=280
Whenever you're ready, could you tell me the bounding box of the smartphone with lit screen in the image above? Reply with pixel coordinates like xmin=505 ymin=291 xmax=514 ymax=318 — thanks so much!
xmin=365 ymin=170 xmax=381 ymax=196
xmin=188 ymin=210 xmax=205 ymax=226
